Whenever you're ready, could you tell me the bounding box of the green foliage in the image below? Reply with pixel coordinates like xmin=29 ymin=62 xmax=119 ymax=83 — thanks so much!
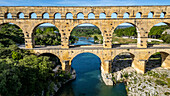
xmin=71 ymin=26 xmax=101 ymax=37
xmin=161 ymin=33 xmax=170 ymax=43
xmin=12 ymin=51 xmax=21 ymax=60
xmin=0 ymin=23 xmax=24 ymax=47
xmin=149 ymin=25 xmax=169 ymax=36
xmin=155 ymin=79 xmax=167 ymax=86
xmin=69 ymin=36 xmax=78 ymax=44
xmin=34 ymin=27 xmax=61 ymax=45
xmin=114 ymin=27 xmax=137 ymax=37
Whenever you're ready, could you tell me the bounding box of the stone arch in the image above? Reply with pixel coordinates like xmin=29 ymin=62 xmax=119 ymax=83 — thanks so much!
xmin=42 ymin=12 xmax=49 ymax=19
xmin=70 ymin=52 xmax=102 ymax=65
xmin=113 ymin=51 xmax=135 ymax=60
xmin=148 ymin=22 xmax=170 ymax=38
xmin=112 ymin=52 xmax=135 ymax=72
xmin=66 ymin=12 xmax=73 ymax=19
xmin=4 ymin=12 xmax=12 ymax=19
xmin=111 ymin=12 xmax=117 ymax=18
xmin=31 ymin=21 xmax=56 ymax=35
xmin=77 ymin=12 xmax=84 ymax=19
xmin=112 ymin=21 xmax=139 ymax=35
xmin=69 ymin=23 xmax=104 ymax=46
xmin=70 ymin=22 xmax=103 ymax=36
xmin=88 ymin=12 xmax=95 ymax=19
xmin=54 ymin=13 xmax=61 ymax=19
xmin=99 ymin=12 xmax=106 ymax=19
xmin=145 ymin=51 xmax=169 ymax=72
xmin=146 ymin=51 xmax=169 ymax=60
xmin=17 ymin=12 xmax=24 ymax=19
xmin=38 ymin=52 xmax=61 ymax=63
xmin=123 ymin=12 xmax=130 ymax=18
xmin=160 ymin=12 xmax=166 ymax=18
xmin=148 ymin=11 xmax=154 ymax=18
xmin=29 ymin=12 xmax=37 ymax=19
xmin=136 ymin=12 xmax=142 ymax=18
xmin=32 ymin=22 xmax=61 ymax=46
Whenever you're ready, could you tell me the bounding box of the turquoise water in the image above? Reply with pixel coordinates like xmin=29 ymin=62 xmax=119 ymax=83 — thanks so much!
xmin=56 ymin=53 xmax=127 ymax=96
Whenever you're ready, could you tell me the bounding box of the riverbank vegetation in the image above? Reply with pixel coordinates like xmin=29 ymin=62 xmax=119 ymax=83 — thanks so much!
xmin=0 ymin=24 xmax=71 ymax=96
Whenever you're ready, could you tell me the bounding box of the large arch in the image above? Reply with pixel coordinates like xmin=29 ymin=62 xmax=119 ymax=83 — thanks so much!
xmin=112 ymin=52 xmax=135 ymax=72
xmin=112 ymin=22 xmax=138 ymax=44
xmin=148 ymin=22 xmax=170 ymax=44
xmin=38 ymin=53 xmax=62 ymax=72
xmin=32 ymin=23 xmax=61 ymax=46
xmin=145 ymin=51 xmax=169 ymax=72
xmin=69 ymin=23 xmax=103 ymax=46
xmin=70 ymin=52 xmax=101 ymax=73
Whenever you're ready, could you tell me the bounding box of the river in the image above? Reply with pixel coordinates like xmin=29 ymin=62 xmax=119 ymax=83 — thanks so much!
xmin=55 ymin=37 xmax=127 ymax=96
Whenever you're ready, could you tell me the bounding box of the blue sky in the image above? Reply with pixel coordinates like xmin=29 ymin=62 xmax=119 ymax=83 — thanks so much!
xmin=0 ymin=0 xmax=169 ymax=6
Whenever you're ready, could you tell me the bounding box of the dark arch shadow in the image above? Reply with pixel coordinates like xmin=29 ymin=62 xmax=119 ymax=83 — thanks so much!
xmin=145 ymin=52 xmax=169 ymax=72
xmin=112 ymin=52 xmax=134 ymax=72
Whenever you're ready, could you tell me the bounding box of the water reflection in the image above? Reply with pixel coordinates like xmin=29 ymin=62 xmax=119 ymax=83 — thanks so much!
xmin=72 ymin=37 xmax=94 ymax=45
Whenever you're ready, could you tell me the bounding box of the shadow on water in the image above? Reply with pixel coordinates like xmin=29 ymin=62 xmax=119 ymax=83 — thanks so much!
xmin=55 ymin=53 xmax=127 ymax=96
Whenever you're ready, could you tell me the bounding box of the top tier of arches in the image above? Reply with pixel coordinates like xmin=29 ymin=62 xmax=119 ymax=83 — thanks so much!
xmin=2 ymin=6 xmax=169 ymax=19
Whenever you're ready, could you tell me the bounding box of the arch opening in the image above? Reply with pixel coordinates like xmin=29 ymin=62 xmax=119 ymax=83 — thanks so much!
xmin=111 ymin=13 xmax=117 ymax=18
xmin=88 ymin=13 xmax=95 ymax=19
xmin=112 ymin=52 xmax=134 ymax=72
xmin=71 ymin=52 xmax=101 ymax=73
xmin=69 ymin=23 xmax=103 ymax=47
xmin=136 ymin=12 xmax=142 ymax=18
xmin=43 ymin=13 xmax=49 ymax=19
xmin=17 ymin=12 xmax=24 ymax=19
xmin=146 ymin=52 xmax=169 ymax=72
xmin=112 ymin=23 xmax=137 ymax=45
xmin=66 ymin=13 xmax=73 ymax=19
xmin=148 ymin=12 xmax=154 ymax=18
xmin=160 ymin=12 xmax=166 ymax=18
xmin=5 ymin=13 xmax=12 ymax=19
xmin=55 ymin=13 xmax=61 ymax=19
xmin=77 ymin=13 xmax=84 ymax=19
xmin=30 ymin=12 xmax=37 ymax=19
xmin=39 ymin=53 xmax=61 ymax=70
xmin=99 ymin=13 xmax=106 ymax=19
xmin=33 ymin=23 xmax=61 ymax=47
xmin=148 ymin=22 xmax=170 ymax=44
xmin=123 ymin=12 xmax=129 ymax=18
xmin=0 ymin=23 xmax=25 ymax=47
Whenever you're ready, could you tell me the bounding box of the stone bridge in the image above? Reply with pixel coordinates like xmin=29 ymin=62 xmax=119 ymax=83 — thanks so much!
xmin=1 ymin=6 xmax=170 ymax=77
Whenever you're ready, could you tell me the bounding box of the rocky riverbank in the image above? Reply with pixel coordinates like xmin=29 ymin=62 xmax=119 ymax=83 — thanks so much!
xmin=112 ymin=67 xmax=170 ymax=96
